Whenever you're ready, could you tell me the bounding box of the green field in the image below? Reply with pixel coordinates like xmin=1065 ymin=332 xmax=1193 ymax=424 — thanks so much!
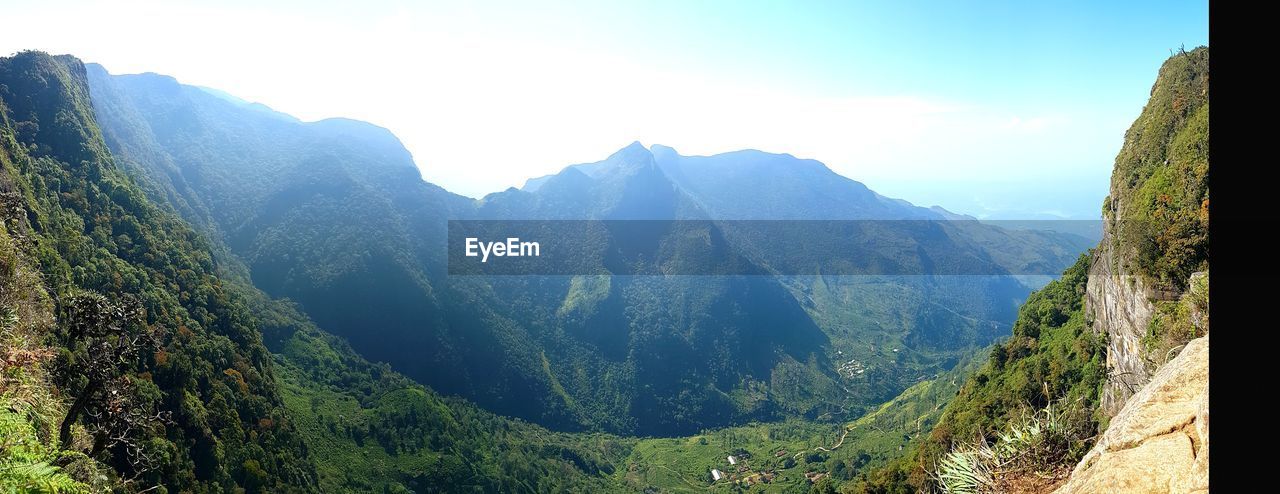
xmin=618 ymin=353 xmax=981 ymax=493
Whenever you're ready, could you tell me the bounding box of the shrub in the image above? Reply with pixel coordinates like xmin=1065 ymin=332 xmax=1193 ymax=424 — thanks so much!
xmin=931 ymin=399 xmax=1092 ymax=494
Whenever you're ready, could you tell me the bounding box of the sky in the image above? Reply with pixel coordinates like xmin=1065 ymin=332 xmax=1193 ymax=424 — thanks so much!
xmin=3 ymin=0 xmax=1207 ymax=217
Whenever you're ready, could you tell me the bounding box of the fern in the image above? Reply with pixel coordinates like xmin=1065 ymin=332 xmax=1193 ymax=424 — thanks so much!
xmin=1 ymin=401 xmax=89 ymax=494
xmin=0 ymin=461 xmax=86 ymax=494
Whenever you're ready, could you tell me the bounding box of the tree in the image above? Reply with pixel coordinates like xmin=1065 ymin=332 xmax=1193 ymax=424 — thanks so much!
xmin=810 ymin=477 xmax=837 ymax=494
xmin=53 ymin=291 xmax=167 ymax=477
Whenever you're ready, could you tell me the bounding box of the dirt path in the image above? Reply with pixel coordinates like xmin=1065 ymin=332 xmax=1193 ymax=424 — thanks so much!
xmin=632 ymin=452 xmax=705 ymax=490
xmin=794 ymin=426 xmax=853 ymax=459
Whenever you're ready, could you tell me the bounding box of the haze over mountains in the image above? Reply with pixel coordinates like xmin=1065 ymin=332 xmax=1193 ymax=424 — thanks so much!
xmin=0 ymin=45 xmax=1207 ymax=493
xmin=82 ymin=62 xmax=1090 ymax=440
xmin=518 ymin=143 xmax=940 ymax=220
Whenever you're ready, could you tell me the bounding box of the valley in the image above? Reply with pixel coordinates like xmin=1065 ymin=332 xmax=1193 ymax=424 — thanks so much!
xmin=84 ymin=64 xmax=1086 ymax=439
xmin=0 ymin=40 xmax=1208 ymax=494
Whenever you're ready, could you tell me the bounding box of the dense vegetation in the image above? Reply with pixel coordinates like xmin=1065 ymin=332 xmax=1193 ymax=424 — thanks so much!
xmin=1106 ymin=46 xmax=1209 ymax=290
xmin=87 ymin=72 xmax=1085 ymax=437
xmin=271 ymin=316 xmax=636 ymax=493
xmin=1 ymin=196 xmax=99 ymax=493
xmin=1143 ymin=271 xmax=1208 ymax=369
xmin=845 ymin=255 xmax=1104 ymax=492
xmin=845 ymin=47 xmax=1210 ymax=493
xmin=3 ymin=42 xmax=1185 ymax=492
xmin=2 ymin=51 xmax=632 ymax=493
xmin=925 ymin=255 xmax=1104 ymax=455
xmin=1 ymin=51 xmax=317 ymax=492
xmin=618 ymin=350 xmax=984 ymax=492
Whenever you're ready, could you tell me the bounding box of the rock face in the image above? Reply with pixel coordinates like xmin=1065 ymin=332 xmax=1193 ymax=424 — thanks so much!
xmin=1086 ymin=163 xmax=1174 ymax=418
xmin=1086 ymin=262 xmax=1157 ymax=417
xmin=1053 ymin=336 xmax=1208 ymax=494
xmin=1085 ymin=121 xmax=1157 ymax=418
xmin=1085 ymin=46 xmax=1209 ymax=420
xmin=1019 ymin=47 xmax=1210 ymax=493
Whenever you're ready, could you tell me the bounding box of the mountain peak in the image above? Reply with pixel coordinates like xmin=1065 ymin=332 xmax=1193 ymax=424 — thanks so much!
xmin=606 ymin=140 xmax=654 ymax=164
xmin=649 ymin=144 xmax=677 ymax=157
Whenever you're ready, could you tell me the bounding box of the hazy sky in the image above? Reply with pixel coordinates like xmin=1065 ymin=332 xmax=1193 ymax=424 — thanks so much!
xmin=4 ymin=0 xmax=1207 ymax=216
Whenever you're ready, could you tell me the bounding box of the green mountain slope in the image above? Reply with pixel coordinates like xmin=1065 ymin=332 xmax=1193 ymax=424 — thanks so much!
xmin=473 ymin=142 xmax=1085 ymax=433
xmin=618 ymin=350 xmax=985 ymax=492
xmin=269 ymin=314 xmax=635 ymax=493
xmin=85 ymin=67 xmax=603 ymax=432
xmin=86 ymin=63 xmax=1089 ymax=438
xmin=1102 ymin=47 xmax=1209 ymax=291
xmin=1 ymin=51 xmax=316 ymax=492
xmin=1 ymin=181 xmax=98 ymax=492
xmin=846 ymin=46 xmax=1209 ymax=494
xmin=2 ymin=44 xmax=1194 ymax=493
xmin=2 ymin=51 xmax=635 ymax=493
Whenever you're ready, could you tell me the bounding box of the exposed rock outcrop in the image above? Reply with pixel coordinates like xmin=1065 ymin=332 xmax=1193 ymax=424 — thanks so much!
xmin=1086 ymin=46 xmax=1209 ymax=418
xmin=1086 ymin=263 xmax=1158 ymax=417
xmin=1065 ymin=46 xmax=1210 ymax=492
xmin=1053 ymin=336 xmax=1208 ymax=494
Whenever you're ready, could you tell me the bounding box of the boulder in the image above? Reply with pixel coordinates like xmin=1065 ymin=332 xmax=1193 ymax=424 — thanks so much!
xmin=1053 ymin=336 xmax=1208 ymax=493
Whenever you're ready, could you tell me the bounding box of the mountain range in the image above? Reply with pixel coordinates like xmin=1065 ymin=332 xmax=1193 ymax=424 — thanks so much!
xmin=1 ymin=46 xmax=1205 ymax=494
xmin=84 ymin=64 xmax=1088 ymax=438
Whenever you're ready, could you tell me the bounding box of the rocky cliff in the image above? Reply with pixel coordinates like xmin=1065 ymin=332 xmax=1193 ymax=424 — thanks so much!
xmin=1087 ymin=46 xmax=1209 ymax=417
xmin=1059 ymin=46 xmax=1209 ymax=493
xmin=1054 ymin=335 xmax=1208 ymax=494
xmin=1086 ymin=263 xmax=1158 ymax=416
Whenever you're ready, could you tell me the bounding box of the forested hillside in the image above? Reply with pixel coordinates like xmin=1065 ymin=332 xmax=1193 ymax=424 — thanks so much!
xmin=86 ymin=69 xmax=1088 ymax=437
xmin=1 ymin=51 xmax=315 ymax=492
xmin=1 ymin=43 xmax=1182 ymax=493
xmin=846 ymin=46 xmax=1209 ymax=494
xmin=1 ymin=51 xmax=633 ymax=493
